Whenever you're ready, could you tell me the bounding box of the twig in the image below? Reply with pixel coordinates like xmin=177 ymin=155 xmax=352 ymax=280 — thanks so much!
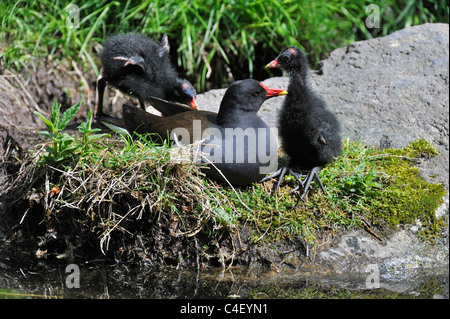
xmin=361 ymin=220 xmax=383 ymax=241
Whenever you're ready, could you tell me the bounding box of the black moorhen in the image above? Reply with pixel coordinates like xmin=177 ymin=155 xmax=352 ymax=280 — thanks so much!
xmin=96 ymin=33 xmax=198 ymax=117
xmin=261 ymin=47 xmax=342 ymax=199
xmin=100 ymin=79 xmax=287 ymax=186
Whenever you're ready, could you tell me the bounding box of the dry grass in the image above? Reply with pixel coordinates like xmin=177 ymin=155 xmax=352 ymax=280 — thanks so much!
xmin=1 ymin=133 xmax=247 ymax=268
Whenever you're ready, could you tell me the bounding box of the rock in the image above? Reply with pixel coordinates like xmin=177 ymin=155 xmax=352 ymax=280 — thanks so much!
xmin=312 ymin=229 xmax=448 ymax=292
xmin=314 ymin=23 xmax=449 ymax=187
xmin=199 ymin=24 xmax=449 ymax=187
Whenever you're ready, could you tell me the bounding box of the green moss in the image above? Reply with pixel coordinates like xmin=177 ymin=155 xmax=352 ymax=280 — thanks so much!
xmin=404 ymin=138 xmax=439 ymax=158
xmin=366 ymin=140 xmax=446 ymax=241
xmin=214 ymin=139 xmax=446 ymax=245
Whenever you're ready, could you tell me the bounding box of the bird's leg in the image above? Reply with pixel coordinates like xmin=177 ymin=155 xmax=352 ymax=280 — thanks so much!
xmin=289 ymin=169 xmax=307 ymax=194
xmin=96 ymin=74 xmax=107 ymax=118
xmin=275 ymin=166 xmax=288 ymax=191
xmin=260 ymin=167 xmax=282 ymax=183
xmin=291 ymin=166 xmax=326 ymax=200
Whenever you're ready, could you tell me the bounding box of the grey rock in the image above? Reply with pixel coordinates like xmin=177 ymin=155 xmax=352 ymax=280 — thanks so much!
xmin=314 ymin=23 xmax=449 ymax=187
xmin=196 ymin=24 xmax=449 ymax=292
xmin=314 ymin=229 xmax=448 ymax=291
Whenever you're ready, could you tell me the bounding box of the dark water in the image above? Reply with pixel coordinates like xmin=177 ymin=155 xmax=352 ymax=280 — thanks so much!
xmin=1 ymin=261 xmax=448 ymax=299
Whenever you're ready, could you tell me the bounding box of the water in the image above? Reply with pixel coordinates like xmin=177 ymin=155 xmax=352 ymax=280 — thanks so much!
xmin=1 ymin=261 xmax=448 ymax=299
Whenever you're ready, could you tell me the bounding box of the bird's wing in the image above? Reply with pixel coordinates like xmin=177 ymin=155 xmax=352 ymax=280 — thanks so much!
xmin=146 ymin=96 xmax=195 ymax=116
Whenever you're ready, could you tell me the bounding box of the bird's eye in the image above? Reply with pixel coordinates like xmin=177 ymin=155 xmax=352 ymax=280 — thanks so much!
xmin=253 ymin=91 xmax=260 ymax=97
xmin=280 ymin=56 xmax=290 ymax=63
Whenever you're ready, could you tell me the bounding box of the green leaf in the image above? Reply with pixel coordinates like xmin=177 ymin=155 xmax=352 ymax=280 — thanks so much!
xmin=50 ymin=99 xmax=60 ymax=127
xmin=60 ymin=146 xmax=78 ymax=156
xmin=77 ymin=122 xmax=88 ymax=133
xmin=36 ymin=130 xmax=53 ymax=138
xmin=88 ymin=133 xmax=107 ymax=141
xmin=59 ymin=133 xmax=75 ymax=145
xmin=33 ymin=111 xmax=55 ymax=133
xmin=86 ymin=108 xmax=93 ymax=128
xmin=59 ymin=102 xmax=81 ymax=131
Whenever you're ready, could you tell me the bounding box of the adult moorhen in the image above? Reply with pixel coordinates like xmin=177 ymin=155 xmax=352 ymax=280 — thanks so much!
xmin=261 ymin=47 xmax=342 ymax=199
xmin=96 ymin=33 xmax=198 ymax=117
xmin=101 ymin=79 xmax=287 ymax=186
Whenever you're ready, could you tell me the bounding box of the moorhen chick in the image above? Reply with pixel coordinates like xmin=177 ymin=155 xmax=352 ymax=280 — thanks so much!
xmin=261 ymin=47 xmax=342 ymax=199
xmin=100 ymin=79 xmax=287 ymax=186
xmin=96 ymin=33 xmax=198 ymax=117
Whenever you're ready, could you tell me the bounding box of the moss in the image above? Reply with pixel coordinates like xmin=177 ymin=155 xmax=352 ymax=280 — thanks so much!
xmin=404 ymin=138 xmax=439 ymax=158
xmin=366 ymin=140 xmax=446 ymax=241
xmin=220 ymin=139 xmax=446 ymax=245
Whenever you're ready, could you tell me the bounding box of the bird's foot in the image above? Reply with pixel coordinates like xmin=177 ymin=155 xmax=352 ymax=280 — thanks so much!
xmin=260 ymin=166 xmax=306 ymax=192
xmin=260 ymin=166 xmax=288 ymax=191
xmin=290 ymin=166 xmax=326 ymax=200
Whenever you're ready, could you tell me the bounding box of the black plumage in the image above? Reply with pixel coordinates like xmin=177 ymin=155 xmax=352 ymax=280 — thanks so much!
xmin=96 ymin=33 xmax=197 ymax=117
xmin=99 ymin=79 xmax=286 ymax=186
xmin=262 ymin=47 xmax=342 ymax=199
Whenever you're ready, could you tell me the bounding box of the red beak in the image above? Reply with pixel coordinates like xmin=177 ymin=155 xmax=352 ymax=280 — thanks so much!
xmin=265 ymin=58 xmax=279 ymax=69
xmin=259 ymin=83 xmax=287 ymax=98
xmin=190 ymin=97 xmax=199 ymax=110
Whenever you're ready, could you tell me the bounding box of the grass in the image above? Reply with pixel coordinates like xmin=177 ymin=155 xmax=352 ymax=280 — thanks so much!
xmin=1 ymin=0 xmax=448 ymax=91
xmin=1 ymin=101 xmax=446 ymax=267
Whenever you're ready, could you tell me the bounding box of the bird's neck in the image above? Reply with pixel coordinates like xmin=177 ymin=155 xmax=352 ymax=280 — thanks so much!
xmin=164 ymin=78 xmax=179 ymax=93
xmin=217 ymin=108 xmax=238 ymax=126
xmin=288 ymin=67 xmax=308 ymax=86
xmin=285 ymin=71 xmax=312 ymax=111
xmin=217 ymin=106 xmax=254 ymax=127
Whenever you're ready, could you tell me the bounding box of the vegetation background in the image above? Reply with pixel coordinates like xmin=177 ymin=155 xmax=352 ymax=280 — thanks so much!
xmin=1 ymin=0 xmax=448 ymax=91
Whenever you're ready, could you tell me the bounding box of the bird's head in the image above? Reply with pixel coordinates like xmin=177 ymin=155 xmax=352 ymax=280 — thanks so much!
xmin=218 ymin=79 xmax=286 ymax=118
xmin=171 ymin=79 xmax=198 ymax=110
xmin=266 ymin=47 xmax=309 ymax=78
